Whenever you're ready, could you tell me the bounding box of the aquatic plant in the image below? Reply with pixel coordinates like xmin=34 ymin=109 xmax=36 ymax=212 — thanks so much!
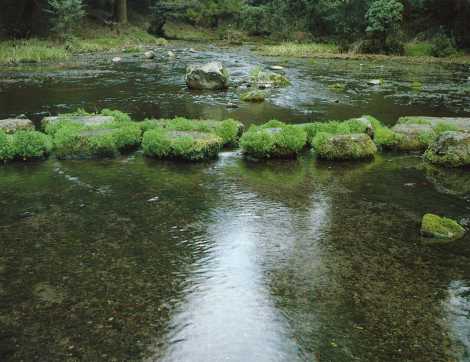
xmin=0 ymin=130 xmax=15 ymax=162
xmin=313 ymin=132 xmax=377 ymax=160
xmin=142 ymin=128 xmax=223 ymax=161
xmin=249 ymin=67 xmax=290 ymax=87
xmin=421 ymin=213 xmax=465 ymax=241
xmin=328 ymin=83 xmax=346 ymax=92
xmin=100 ymin=109 xmax=132 ymax=123
xmin=240 ymin=121 xmax=307 ymax=159
xmin=301 ymin=118 xmax=372 ymax=145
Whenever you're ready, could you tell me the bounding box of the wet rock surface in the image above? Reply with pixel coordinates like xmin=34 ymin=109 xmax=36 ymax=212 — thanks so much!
xmin=42 ymin=115 xmax=114 ymax=128
xmin=425 ymin=131 xmax=470 ymax=167
xmin=185 ymin=61 xmax=229 ymax=90
xmin=0 ymin=118 xmax=34 ymax=133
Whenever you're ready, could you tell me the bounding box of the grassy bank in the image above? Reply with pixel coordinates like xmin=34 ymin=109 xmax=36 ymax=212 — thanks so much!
xmin=256 ymin=42 xmax=470 ymax=65
xmin=0 ymin=22 xmax=167 ymax=65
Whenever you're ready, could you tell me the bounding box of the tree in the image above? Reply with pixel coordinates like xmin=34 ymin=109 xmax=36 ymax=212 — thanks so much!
xmin=47 ymin=0 xmax=85 ymax=40
xmin=114 ymin=0 xmax=128 ymax=23
xmin=366 ymin=0 xmax=404 ymax=49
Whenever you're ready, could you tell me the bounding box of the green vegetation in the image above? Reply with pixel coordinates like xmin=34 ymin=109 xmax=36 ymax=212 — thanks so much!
xmin=257 ymin=43 xmax=338 ymax=58
xmin=240 ymin=120 xmax=307 ymax=159
xmin=249 ymin=66 xmax=290 ymax=87
xmin=328 ymin=83 xmax=346 ymax=92
xmin=139 ymin=117 xmax=242 ymax=147
xmin=47 ymin=0 xmax=85 ymax=41
xmin=420 ymin=213 xmax=465 ymax=241
xmin=0 ymin=130 xmax=52 ymax=162
xmin=313 ymin=133 xmax=377 ymax=160
xmin=142 ymin=128 xmax=222 ymax=161
xmin=404 ymin=42 xmax=433 ymax=57
xmin=241 ymin=90 xmax=266 ymax=102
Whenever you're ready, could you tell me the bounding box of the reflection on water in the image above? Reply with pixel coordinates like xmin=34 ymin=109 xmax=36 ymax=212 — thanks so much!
xmin=1 ymin=153 xmax=470 ymax=361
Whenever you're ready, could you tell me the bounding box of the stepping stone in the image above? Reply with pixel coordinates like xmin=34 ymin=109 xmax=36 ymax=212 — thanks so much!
xmin=42 ymin=115 xmax=114 ymax=128
xmin=400 ymin=116 xmax=470 ymax=132
xmin=424 ymin=131 xmax=470 ymax=168
xmin=314 ymin=133 xmax=377 ymax=160
xmin=0 ymin=118 xmax=34 ymax=133
xmin=391 ymin=123 xmax=435 ymax=151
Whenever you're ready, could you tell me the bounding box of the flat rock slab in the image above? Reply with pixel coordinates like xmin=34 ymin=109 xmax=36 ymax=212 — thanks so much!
xmin=424 ymin=131 xmax=470 ymax=167
xmin=391 ymin=123 xmax=434 ymax=151
xmin=400 ymin=116 xmax=470 ymax=132
xmin=167 ymin=130 xmax=219 ymax=141
xmin=42 ymin=115 xmax=114 ymax=127
xmin=0 ymin=118 xmax=34 ymax=133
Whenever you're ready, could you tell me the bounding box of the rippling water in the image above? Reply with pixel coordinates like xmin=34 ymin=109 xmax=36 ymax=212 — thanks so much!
xmin=1 ymin=44 xmax=470 ymax=361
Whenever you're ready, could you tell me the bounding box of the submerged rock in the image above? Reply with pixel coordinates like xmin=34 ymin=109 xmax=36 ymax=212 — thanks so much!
xmin=269 ymin=65 xmax=285 ymax=71
xmin=185 ymin=62 xmax=229 ymax=90
xmin=314 ymin=133 xmax=377 ymax=160
xmin=424 ymin=131 xmax=470 ymax=167
xmin=251 ymin=69 xmax=289 ymax=88
xmin=368 ymin=79 xmax=382 ymax=86
xmin=112 ymin=57 xmax=122 ymax=63
xmin=33 ymin=282 xmax=65 ymax=304
xmin=0 ymin=118 xmax=34 ymax=133
xmin=240 ymin=90 xmax=266 ymax=102
xmin=42 ymin=115 xmax=114 ymax=128
xmin=421 ymin=163 xmax=470 ymax=196
xmin=391 ymin=123 xmax=435 ymax=151
xmin=420 ymin=213 xmax=465 ymax=242
xmin=144 ymin=51 xmax=156 ymax=59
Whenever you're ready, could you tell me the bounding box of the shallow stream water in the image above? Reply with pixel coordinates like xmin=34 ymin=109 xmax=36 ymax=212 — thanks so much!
xmin=1 ymin=43 xmax=470 ymax=361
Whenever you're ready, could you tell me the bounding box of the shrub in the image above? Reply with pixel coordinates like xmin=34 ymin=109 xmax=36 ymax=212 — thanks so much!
xmin=240 ymin=5 xmax=271 ymax=36
xmin=430 ymin=33 xmax=457 ymax=58
xmin=142 ymin=128 xmax=223 ymax=161
xmin=47 ymin=0 xmax=86 ymax=41
xmin=10 ymin=131 xmax=53 ymax=160
xmin=240 ymin=121 xmax=307 ymax=158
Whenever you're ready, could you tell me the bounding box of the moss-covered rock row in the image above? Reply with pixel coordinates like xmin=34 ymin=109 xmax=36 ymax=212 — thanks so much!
xmin=142 ymin=129 xmax=223 ymax=161
xmin=240 ymin=120 xmax=307 ymax=159
xmin=424 ymin=131 xmax=470 ymax=167
xmin=313 ymin=133 xmax=377 ymax=160
xmin=399 ymin=116 xmax=470 ymax=132
xmin=0 ymin=118 xmax=34 ymax=134
xmin=139 ymin=118 xmax=243 ymax=147
xmin=0 ymin=130 xmax=52 ymax=162
xmin=420 ymin=213 xmax=466 ymax=242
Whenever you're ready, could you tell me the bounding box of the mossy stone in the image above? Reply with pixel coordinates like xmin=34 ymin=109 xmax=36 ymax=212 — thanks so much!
xmin=240 ymin=90 xmax=266 ymax=102
xmin=420 ymin=213 xmax=465 ymax=241
xmin=391 ymin=124 xmax=435 ymax=151
xmin=313 ymin=133 xmax=377 ymax=160
xmin=424 ymin=131 xmax=470 ymax=168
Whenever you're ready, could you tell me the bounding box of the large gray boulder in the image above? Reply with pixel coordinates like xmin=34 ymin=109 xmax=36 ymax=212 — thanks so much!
xmin=185 ymin=62 xmax=229 ymax=90
xmin=0 ymin=118 xmax=34 ymax=133
xmin=424 ymin=131 xmax=470 ymax=167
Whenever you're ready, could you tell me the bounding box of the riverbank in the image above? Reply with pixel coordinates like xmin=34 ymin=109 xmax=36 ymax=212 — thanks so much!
xmin=0 ymin=22 xmax=167 ymax=65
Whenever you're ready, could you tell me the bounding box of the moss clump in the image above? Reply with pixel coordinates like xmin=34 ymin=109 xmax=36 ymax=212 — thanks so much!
xmin=53 ymin=122 xmax=142 ymax=159
xmin=249 ymin=66 xmax=290 ymax=87
xmin=139 ymin=117 xmax=243 ymax=147
xmin=420 ymin=213 xmax=465 ymax=241
xmin=142 ymin=128 xmax=222 ymax=161
xmin=300 ymin=117 xmax=375 ymax=146
xmin=390 ymin=124 xmax=436 ymax=151
xmin=424 ymin=131 xmax=470 ymax=167
xmin=240 ymin=90 xmax=266 ymax=102
xmin=240 ymin=120 xmax=307 ymax=159
xmin=313 ymin=133 xmax=377 ymax=160
xmin=0 ymin=130 xmax=52 ymax=162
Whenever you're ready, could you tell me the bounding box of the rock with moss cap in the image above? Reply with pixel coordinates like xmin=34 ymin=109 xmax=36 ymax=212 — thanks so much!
xmin=313 ymin=133 xmax=377 ymax=160
xmin=391 ymin=123 xmax=435 ymax=151
xmin=240 ymin=90 xmax=266 ymax=103
xmin=185 ymin=62 xmax=229 ymax=90
xmin=420 ymin=213 xmax=465 ymax=242
xmin=424 ymin=131 xmax=470 ymax=167
xmin=399 ymin=116 xmax=470 ymax=132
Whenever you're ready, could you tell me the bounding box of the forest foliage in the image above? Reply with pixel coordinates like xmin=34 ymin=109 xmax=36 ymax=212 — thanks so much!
xmin=1 ymin=0 xmax=469 ymax=55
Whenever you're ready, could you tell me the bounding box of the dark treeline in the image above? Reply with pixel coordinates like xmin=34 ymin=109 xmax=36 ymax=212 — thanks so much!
xmin=2 ymin=0 xmax=470 ymax=53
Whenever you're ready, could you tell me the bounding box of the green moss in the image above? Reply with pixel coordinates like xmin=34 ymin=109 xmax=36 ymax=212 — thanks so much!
xmin=139 ymin=118 xmax=242 ymax=147
xmin=410 ymin=81 xmax=423 ymax=91
xmin=300 ymin=118 xmax=373 ymax=145
xmin=313 ymin=132 xmax=377 ymax=160
xmin=100 ymin=109 xmax=132 ymax=123
xmin=142 ymin=128 xmax=222 ymax=161
xmin=404 ymin=41 xmax=433 ymax=57
xmin=420 ymin=213 xmax=465 ymax=241
xmin=52 ymin=121 xmax=141 ymax=160
xmin=10 ymin=131 xmax=52 ymax=161
xmin=257 ymin=42 xmax=339 ymax=57
xmin=424 ymin=131 xmax=470 ymax=167
xmin=0 ymin=130 xmax=15 ymax=162
xmin=373 ymin=126 xmax=403 ymax=149
xmin=240 ymin=121 xmax=307 ymax=159
xmin=241 ymin=90 xmax=266 ymax=102
xmin=249 ymin=66 xmax=290 ymax=87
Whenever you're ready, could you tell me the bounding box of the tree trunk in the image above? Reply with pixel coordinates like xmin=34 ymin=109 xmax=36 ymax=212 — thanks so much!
xmin=114 ymin=0 xmax=128 ymax=23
